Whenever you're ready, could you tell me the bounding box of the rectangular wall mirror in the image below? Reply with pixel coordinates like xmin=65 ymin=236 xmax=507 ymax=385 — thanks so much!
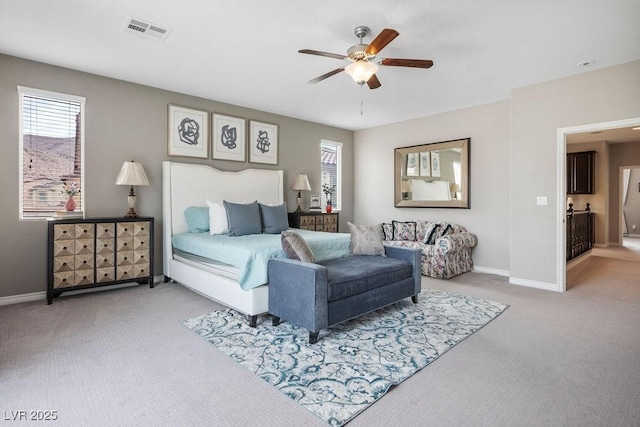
xmin=394 ymin=138 xmax=470 ymax=208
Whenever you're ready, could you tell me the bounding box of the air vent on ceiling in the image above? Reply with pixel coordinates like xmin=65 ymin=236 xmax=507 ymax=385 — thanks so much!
xmin=123 ymin=17 xmax=170 ymax=42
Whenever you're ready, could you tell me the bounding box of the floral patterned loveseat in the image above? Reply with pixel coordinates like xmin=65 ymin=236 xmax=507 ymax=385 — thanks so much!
xmin=382 ymin=220 xmax=477 ymax=279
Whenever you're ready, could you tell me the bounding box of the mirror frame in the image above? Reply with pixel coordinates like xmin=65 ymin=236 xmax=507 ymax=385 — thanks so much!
xmin=394 ymin=138 xmax=470 ymax=208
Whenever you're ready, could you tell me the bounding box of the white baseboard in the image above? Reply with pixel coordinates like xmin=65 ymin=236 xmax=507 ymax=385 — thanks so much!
xmin=567 ymin=251 xmax=591 ymax=270
xmin=0 ymin=291 xmax=46 ymax=306
xmin=509 ymin=276 xmax=560 ymax=292
xmin=475 ymin=267 xmax=559 ymax=292
xmin=473 ymin=266 xmax=510 ymax=277
xmin=0 ymin=275 xmax=164 ymax=307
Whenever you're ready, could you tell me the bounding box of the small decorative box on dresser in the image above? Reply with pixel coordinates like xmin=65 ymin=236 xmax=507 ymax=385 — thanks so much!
xmin=288 ymin=212 xmax=339 ymax=233
xmin=47 ymin=217 xmax=154 ymax=304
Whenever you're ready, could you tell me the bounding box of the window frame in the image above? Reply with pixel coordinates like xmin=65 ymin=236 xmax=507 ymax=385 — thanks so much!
xmin=320 ymin=139 xmax=342 ymax=212
xmin=18 ymin=86 xmax=86 ymax=220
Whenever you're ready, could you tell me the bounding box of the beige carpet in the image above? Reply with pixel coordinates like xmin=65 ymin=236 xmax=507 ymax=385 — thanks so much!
xmin=1 ymin=260 xmax=639 ymax=426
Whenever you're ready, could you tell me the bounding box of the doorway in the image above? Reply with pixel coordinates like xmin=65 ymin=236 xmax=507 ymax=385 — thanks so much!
xmin=621 ymin=166 xmax=640 ymax=246
xmin=557 ymin=118 xmax=640 ymax=292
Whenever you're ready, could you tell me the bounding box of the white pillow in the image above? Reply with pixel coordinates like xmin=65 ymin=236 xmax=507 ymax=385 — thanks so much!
xmin=206 ymin=200 xmax=229 ymax=235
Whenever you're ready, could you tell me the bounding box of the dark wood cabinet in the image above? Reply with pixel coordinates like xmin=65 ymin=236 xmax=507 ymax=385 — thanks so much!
xmin=567 ymin=151 xmax=595 ymax=194
xmin=566 ymin=211 xmax=594 ymax=261
xmin=288 ymin=212 xmax=339 ymax=233
xmin=47 ymin=217 xmax=154 ymax=304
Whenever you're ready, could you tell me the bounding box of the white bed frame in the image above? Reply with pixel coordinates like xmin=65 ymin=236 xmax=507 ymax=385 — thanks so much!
xmin=162 ymin=161 xmax=284 ymax=321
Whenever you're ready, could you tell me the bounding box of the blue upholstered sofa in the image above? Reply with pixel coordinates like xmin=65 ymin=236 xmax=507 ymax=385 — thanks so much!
xmin=267 ymin=245 xmax=421 ymax=343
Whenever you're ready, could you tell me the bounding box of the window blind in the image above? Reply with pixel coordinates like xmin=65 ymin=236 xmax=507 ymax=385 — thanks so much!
xmin=19 ymin=87 xmax=85 ymax=219
xmin=321 ymin=141 xmax=342 ymax=211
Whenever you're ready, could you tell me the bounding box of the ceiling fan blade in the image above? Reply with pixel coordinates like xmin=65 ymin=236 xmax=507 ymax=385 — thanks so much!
xmin=308 ymin=67 xmax=345 ymax=84
xmin=380 ymin=58 xmax=434 ymax=68
xmin=367 ymin=74 xmax=381 ymax=89
xmin=299 ymin=49 xmax=347 ymax=60
xmin=365 ymin=29 xmax=399 ymax=56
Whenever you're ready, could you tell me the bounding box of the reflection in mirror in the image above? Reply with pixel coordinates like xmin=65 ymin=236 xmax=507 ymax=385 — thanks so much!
xmin=394 ymin=138 xmax=470 ymax=208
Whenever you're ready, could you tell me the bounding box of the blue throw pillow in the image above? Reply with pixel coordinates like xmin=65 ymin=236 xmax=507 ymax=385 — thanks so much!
xmin=184 ymin=207 xmax=209 ymax=233
xmin=259 ymin=203 xmax=289 ymax=234
xmin=223 ymin=200 xmax=262 ymax=236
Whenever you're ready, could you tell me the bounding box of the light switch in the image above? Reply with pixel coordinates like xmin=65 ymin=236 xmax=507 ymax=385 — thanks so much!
xmin=536 ymin=196 xmax=547 ymax=206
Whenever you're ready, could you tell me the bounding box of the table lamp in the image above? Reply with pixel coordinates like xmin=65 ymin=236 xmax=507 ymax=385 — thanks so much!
xmin=115 ymin=161 xmax=150 ymax=218
xmin=450 ymin=183 xmax=460 ymax=199
xmin=401 ymin=180 xmax=412 ymax=200
xmin=291 ymin=173 xmax=311 ymax=213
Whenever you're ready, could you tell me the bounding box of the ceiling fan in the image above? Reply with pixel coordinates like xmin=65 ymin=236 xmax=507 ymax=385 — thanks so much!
xmin=299 ymin=26 xmax=434 ymax=89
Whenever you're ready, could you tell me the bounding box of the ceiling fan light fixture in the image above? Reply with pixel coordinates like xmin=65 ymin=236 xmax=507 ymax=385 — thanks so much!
xmin=345 ymin=61 xmax=378 ymax=85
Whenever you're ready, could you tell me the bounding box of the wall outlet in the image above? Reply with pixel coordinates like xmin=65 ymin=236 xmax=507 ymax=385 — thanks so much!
xmin=536 ymin=196 xmax=547 ymax=206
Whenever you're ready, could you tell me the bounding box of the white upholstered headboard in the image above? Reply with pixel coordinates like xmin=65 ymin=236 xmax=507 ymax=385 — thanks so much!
xmin=162 ymin=161 xmax=284 ymax=266
xmin=410 ymin=179 xmax=451 ymax=201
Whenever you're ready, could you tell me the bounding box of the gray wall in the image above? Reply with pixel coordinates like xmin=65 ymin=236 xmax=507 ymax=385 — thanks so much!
xmin=355 ymin=60 xmax=640 ymax=286
xmin=510 ymin=60 xmax=640 ymax=286
xmin=355 ymin=100 xmax=512 ymax=274
xmin=0 ymin=54 xmax=353 ymax=298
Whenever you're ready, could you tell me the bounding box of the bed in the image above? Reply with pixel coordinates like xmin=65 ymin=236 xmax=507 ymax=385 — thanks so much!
xmin=162 ymin=161 xmax=349 ymax=325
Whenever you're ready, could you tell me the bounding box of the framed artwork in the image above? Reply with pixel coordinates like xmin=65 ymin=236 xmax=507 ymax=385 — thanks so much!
xmin=406 ymin=152 xmax=419 ymax=176
xmin=249 ymin=121 xmax=278 ymax=164
xmin=167 ymin=104 xmax=209 ymax=158
xmin=431 ymin=151 xmax=441 ymax=177
xmin=419 ymin=151 xmax=431 ymax=176
xmin=212 ymin=113 xmax=246 ymax=162
xmin=309 ymin=194 xmax=321 ymax=210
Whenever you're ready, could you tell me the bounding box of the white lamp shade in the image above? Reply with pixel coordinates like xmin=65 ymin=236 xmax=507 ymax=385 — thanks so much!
xmin=291 ymin=173 xmax=311 ymax=191
xmin=115 ymin=161 xmax=150 ymax=186
xmin=345 ymin=61 xmax=379 ymax=85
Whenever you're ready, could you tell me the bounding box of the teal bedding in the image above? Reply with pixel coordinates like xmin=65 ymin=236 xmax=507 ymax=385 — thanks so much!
xmin=171 ymin=230 xmax=351 ymax=290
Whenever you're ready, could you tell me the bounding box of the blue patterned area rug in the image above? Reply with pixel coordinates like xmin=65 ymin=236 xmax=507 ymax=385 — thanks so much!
xmin=182 ymin=289 xmax=508 ymax=426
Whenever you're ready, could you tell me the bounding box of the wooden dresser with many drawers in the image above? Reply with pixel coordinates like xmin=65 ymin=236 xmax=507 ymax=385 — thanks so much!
xmin=288 ymin=212 xmax=339 ymax=233
xmin=47 ymin=217 xmax=154 ymax=304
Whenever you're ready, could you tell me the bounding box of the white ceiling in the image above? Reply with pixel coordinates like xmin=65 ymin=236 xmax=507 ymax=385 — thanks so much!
xmin=1 ymin=0 xmax=639 ymax=131
xmin=567 ymin=126 xmax=640 ymax=145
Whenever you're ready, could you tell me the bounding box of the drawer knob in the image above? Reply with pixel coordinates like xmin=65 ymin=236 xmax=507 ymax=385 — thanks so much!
xmin=104 ymin=244 xmax=108 ymax=247
xmin=62 ymin=262 xmax=67 ymax=266
xmin=83 ymin=260 xmax=87 ymax=264
xmin=62 ymin=230 xmax=67 ymax=234
xmin=123 ymin=242 xmax=127 ymax=246
xmin=124 ymin=257 xmax=128 ymax=260
xmin=62 ymin=278 xmax=67 ymax=282
xmin=140 ymin=255 xmax=144 ymax=259
xmin=83 ymin=244 xmax=87 ymax=249
xmin=63 ymin=246 xmax=67 ymax=250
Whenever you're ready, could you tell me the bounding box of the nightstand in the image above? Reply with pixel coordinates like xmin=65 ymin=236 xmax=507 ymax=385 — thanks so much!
xmin=288 ymin=212 xmax=339 ymax=233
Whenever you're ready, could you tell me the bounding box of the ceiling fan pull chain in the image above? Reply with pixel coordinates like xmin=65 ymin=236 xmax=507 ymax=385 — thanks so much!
xmin=360 ymin=84 xmax=364 ymax=116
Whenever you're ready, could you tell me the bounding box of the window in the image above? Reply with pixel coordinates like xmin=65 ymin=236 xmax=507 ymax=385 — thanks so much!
xmin=320 ymin=140 xmax=342 ymax=211
xmin=18 ymin=87 xmax=85 ymax=219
